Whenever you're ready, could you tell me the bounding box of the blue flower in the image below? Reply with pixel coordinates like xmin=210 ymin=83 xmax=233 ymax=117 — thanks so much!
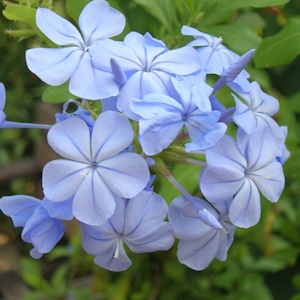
xmin=231 ymin=81 xmax=285 ymax=154
xmin=0 ymin=82 xmax=6 ymax=126
xmin=26 ymin=0 xmax=125 ymax=100
xmin=130 ymin=76 xmax=227 ymax=155
xmin=55 ymin=99 xmax=95 ymax=131
xmin=182 ymin=26 xmax=253 ymax=93
xmin=0 ymin=196 xmax=65 ymax=259
xmin=200 ymin=126 xmax=285 ymax=228
xmin=42 ymin=110 xmax=150 ymax=226
xmin=100 ymin=31 xmax=202 ymax=119
xmin=81 ymin=190 xmax=174 ymax=272
xmin=168 ymin=196 xmax=235 ymax=271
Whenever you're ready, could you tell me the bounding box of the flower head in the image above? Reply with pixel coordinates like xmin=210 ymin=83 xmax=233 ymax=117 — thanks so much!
xmin=42 ymin=110 xmax=150 ymax=226
xmin=81 ymin=190 xmax=174 ymax=271
xmin=168 ymin=196 xmax=235 ymax=271
xmin=26 ymin=0 xmax=125 ymax=100
xmin=0 ymin=196 xmax=65 ymax=259
xmin=200 ymin=126 xmax=285 ymax=228
xmin=101 ymin=31 xmax=202 ymax=119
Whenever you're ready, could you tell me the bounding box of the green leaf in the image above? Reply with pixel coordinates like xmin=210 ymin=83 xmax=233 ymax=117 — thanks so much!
xmin=203 ymin=23 xmax=262 ymax=55
xmin=2 ymin=3 xmax=56 ymax=46
xmin=2 ymin=4 xmax=36 ymax=26
xmin=42 ymin=82 xmax=76 ymax=103
xmin=21 ymin=258 xmax=44 ymax=290
xmin=133 ymin=0 xmax=178 ymax=33
xmin=200 ymin=0 xmax=290 ymax=25
xmin=51 ymin=264 xmax=69 ymax=294
xmin=254 ymin=17 xmax=300 ymax=68
xmin=66 ymin=0 xmax=91 ymax=24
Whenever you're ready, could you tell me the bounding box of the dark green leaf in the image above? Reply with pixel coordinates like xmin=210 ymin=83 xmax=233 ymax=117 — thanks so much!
xmin=133 ymin=0 xmax=178 ymax=33
xmin=200 ymin=0 xmax=290 ymax=25
xmin=254 ymin=18 xmax=300 ymax=68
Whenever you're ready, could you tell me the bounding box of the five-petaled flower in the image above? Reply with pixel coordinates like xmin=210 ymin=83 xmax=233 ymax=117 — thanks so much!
xmin=42 ymin=110 xmax=150 ymax=226
xmin=26 ymin=0 xmax=125 ymax=100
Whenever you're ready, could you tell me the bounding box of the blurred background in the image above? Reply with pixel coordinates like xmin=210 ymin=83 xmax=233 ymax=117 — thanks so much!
xmin=0 ymin=0 xmax=300 ymax=299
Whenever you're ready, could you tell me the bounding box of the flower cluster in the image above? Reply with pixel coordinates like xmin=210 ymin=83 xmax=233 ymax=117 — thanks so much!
xmin=0 ymin=0 xmax=289 ymax=272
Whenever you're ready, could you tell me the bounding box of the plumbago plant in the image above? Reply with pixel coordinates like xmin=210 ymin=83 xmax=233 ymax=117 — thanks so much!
xmin=0 ymin=0 xmax=290 ymax=276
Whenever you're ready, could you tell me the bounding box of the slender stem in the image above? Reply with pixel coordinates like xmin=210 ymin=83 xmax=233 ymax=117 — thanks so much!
xmin=167 ymin=175 xmax=191 ymax=200
xmin=185 ymin=157 xmax=206 ymax=167
xmin=1 ymin=121 xmax=52 ymax=130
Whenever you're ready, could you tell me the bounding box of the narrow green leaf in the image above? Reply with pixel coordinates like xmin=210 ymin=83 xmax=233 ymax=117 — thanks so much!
xmin=254 ymin=17 xmax=300 ymax=68
xmin=42 ymin=82 xmax=76 ymax=104
xmin=200 ymin=0 xmax=290 ymax=25
xmin=21 ymin=258 xmax=43 ymax=289
xmin=66 ymin=0 xmax=91 ymax=24
xmin=4 ymin=28 xmax=35 ymax=40
xmin=203 ymin=24 xmax=262 ymax=55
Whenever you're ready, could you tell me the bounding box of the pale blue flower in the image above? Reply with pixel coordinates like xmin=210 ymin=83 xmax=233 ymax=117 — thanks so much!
xmin=200 ymin=126 xmax=285 ymax=228
xmin=232 ymin=81 xmax=284 ymax=154
xmin=26 ymin=0 xmax=125 ymax=100
xmin=55 ymin=99 xmax=95 ymax=131
xmin=0 ymin=83 xmax=6 ymax=126
xmin=42 ymin=110 xmax=150 ymax=226
xmin=0 ymin=196 xmax=65 ymax=259
xmin=168 ymin=196 xmax=235 ymax=271
xmin=130 ymin=76 xmax=227 ymax=155
xmin=81 ymin=190 xmax=174 ymax=272
xmin=98 ymin=31 xmax=202 ymax=119
xmin=182 ymin=25 xmax=253 ymax=93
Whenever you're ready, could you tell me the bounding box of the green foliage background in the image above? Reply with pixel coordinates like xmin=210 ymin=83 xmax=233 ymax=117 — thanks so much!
xmin=0 ymin=0 xmax=300 ymax=299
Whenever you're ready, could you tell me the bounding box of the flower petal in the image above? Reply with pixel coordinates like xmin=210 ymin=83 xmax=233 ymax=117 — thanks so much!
xmin=206 ymin=135 xmax=247 ymax=171
xmin=36 ymin=8 xmax=83 ymax=46
xmin=229 ymin=178 xmax=261 ymax=228
xmin=0 ymin=195 xmax=40 ymax=227
xmin=91 ymin=111 xmax=133 ymax=162
xmin=124 ymin=191 xmax=167 ymax=236
xmin=69 ymin=52 xmax=119 ymax=100
xmin=0 ymin=82 xmax=6 ymax=111
xmin=98 ymin=152 xmax=150 ymax=199
xmin=47 ymin=117 xmax=92 ymax=163
xmin=94 ymin=239 xmax=132 ymax=272
xmin=177 ymin=230 xmax=220 ymax=271
xmin=22 ymin=206 xmax=65 ymax=254
xmin=151 ymin=46 xmax=201 ymax=75
xmin=232 ymin=94 xmax=256 ymax=135
xmin=245 ymin=126 xmax=278 ymax=170
xmin=42 ymin=197 xmax=74 ymax=221
xmin=117 ymin=71 xmax=168 ymax=119
xmin=168 ymin=197 xmax=214 ymax=240
xmin=73 ymin=171 xmax=116 ymax=226
xmin=248 ymin=161 xmax=284 ymax=203
xmin=42 ymin=160 xmax=90 ymax=202
xmin=200 ymin=165 xmax=245 ymax=203
xmin=26 ymin=47 xmax=82 ymax=86
xmin=79 ymin=0 xmax=125 ymax=45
